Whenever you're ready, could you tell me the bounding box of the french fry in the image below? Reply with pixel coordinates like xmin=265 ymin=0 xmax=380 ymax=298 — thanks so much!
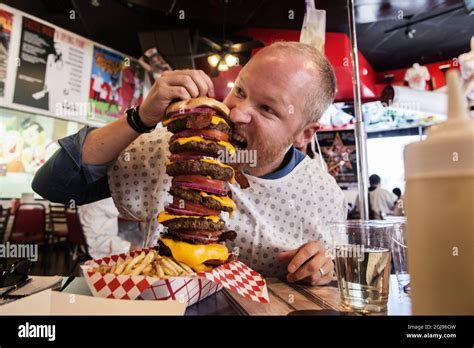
xmin=159 ymin=259 xmax=177 ymax=276
xmin=142 ymin=264 xmax=153 ymax=276
xmin=130 ymin=251 xmax=155 ymax=276
xmin=177 ymin=261 xmax=194 ymax=274
xmin=114 ymin=258 xmax=131 ymax=275
xmin=125 ymin=251 xmax=146 ymax=273
xmin=161 ymin=256 xmax=183 ymax=275
xmin=155 ymin=262 xmax=165 ymax=278
xmin=91 ymin=250 xmax=198 ymax=279
xmin=163 ymin=256 xmax=185 ymax=273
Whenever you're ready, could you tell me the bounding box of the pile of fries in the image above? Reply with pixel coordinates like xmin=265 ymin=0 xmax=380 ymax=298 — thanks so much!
xmin=91 ymin=250 xmax=195 ymax=278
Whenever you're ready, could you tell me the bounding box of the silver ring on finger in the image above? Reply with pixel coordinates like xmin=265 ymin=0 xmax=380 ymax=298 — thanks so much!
xmin=319 ymin=267 xmax=325 ymax=277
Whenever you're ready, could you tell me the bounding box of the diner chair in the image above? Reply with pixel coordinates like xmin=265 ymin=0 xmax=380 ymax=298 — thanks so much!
xmin=9 ymin=203 xmax=46 ymax=245
xmin=65 ymin=209 xmax=91 ymax=276
xmin=49 ymin=203 xmax=68 ymax=246
xmin=0 ymin=207 xmax=12 ymax=243
xmin=9 ymin=203 xmax=48 ymax=274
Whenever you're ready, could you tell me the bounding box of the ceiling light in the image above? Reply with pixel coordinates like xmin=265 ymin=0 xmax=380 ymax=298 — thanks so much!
xmin=227 ymin=82 xmax=235 ymax=88
xmin=224 ymin=54 xmax=238 ymax=67
xmin=207 ymin=54 xmax=220 ymax=67
xmin=217 ymin=62 xmax=229 ymax=71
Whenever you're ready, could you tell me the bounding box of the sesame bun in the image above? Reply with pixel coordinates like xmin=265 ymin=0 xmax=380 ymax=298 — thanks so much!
xmin=165 ymin=97 xmax=230 ymax=119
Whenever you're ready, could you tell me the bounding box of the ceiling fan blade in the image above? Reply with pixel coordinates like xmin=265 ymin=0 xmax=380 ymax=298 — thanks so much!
xmin=191 ymin=52 xmax=216 ymax=59
xmin=199 ymin=37 xmax=223 ymax=52
xmin=229 ymin=40 xmax=264 ymax=53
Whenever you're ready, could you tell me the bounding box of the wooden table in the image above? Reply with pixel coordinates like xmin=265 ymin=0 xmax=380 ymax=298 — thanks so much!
xmin=61 ymin=275 xmax=411 ymax=316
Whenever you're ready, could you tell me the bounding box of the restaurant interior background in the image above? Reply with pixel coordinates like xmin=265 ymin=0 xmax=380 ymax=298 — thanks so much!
xmin=0 ymin=0 xmax=472 ymax=275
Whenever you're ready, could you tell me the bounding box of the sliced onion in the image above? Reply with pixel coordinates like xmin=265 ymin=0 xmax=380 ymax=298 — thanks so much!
xmin=172 ymin=181 xmax=228 ymax=196
xmin=167 ymin=230 xmax=219 ymax=244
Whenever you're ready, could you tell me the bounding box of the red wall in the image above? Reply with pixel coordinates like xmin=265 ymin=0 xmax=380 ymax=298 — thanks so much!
xmin=211 ymin=28 xmax=460 ymax=102
xmin=210 ymin=65 xmax=242 ymax=101
xmin=238 ymin=28 xmax=378 ymax=102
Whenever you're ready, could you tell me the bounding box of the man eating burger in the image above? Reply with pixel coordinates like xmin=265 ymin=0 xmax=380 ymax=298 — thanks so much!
xmin=33 ymin=41 xmax=347 ymax=285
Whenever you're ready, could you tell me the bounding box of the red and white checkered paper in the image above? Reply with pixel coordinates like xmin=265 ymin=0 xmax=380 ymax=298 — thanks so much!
xmin=81 ymin=248 xmax=269 ymax=307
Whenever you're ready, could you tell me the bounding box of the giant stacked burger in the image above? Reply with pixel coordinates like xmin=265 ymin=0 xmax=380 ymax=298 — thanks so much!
xmin=158 ymin=97 xmax=239 ymax=272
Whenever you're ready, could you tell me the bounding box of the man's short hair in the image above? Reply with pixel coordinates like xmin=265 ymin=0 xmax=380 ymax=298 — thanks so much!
xmin=369 ymin=174 xmax=381 ymax=186
xmin=266 ymin=41 xmax=336 ymax=125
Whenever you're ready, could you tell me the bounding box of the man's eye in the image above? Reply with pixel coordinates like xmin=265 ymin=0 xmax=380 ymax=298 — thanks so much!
xmin=260 ymin=105 xmax=274 ymax=114
xmin=234 ymin=86 xmax=245 ymax=97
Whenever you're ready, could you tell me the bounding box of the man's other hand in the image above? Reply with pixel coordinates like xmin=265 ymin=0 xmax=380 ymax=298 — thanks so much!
xmin=277 ymin=240 xmax=334 ymax=286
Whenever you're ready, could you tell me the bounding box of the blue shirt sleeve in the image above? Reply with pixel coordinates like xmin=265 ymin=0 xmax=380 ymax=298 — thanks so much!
xmin=32 ymin=126 xmax=112 ymax=205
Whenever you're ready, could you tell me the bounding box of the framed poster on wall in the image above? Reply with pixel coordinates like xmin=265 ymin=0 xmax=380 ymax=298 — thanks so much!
xmin=0 ymin=8 xmax=13 ymax=98
xmin=316 ymin=129 xmax=358 ymax=188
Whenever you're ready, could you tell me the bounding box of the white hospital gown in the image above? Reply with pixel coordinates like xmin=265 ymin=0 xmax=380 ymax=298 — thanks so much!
xmin=107 ymin=128 xmax=347 ymax=278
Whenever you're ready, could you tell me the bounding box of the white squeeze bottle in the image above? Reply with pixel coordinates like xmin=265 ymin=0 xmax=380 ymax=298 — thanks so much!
xmin=404 ymin=69 xmax=474 ymax=315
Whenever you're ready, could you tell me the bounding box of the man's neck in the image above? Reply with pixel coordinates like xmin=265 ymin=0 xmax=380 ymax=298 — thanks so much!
xmin=248 ymin=146 xmax=292 ymax=177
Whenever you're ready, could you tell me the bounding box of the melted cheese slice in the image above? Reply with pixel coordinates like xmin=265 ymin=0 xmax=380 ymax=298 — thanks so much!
xmin=158 ymin=211 xmax=220 ymax=223
xmin=160 ymin=237 xmax=228 ymax=272
xmin=173 ymin=137 xmax=235 ymax=157
xmin=200 ymin=192 xmax=236 ymax=219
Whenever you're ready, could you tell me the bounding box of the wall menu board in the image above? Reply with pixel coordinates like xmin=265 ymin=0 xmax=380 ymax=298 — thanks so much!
xmin=0 ymin=9 xmax=13 ymax=98
xmin=13 ymin=17 xmax=55 ymax=110
xmin=316 ymin=130 xmax=358 ymax=187
xmin=0 ymin=4 xmax=145 ymax=127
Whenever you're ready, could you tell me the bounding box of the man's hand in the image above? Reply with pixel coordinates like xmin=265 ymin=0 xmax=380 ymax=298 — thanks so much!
xmin=139 ymin=69 xmax=215 ymax=127
xmin=277 ymin=240 xmax=334 ymax=286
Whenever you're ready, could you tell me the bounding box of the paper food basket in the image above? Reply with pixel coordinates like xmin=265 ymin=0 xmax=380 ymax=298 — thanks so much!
xmin=81 ymin=248 xmax=269 ymax=307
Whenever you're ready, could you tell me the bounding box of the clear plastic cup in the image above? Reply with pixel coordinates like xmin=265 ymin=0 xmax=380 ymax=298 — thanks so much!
xmin=329 ymin=220 xmax=395 ymax=313
xmin=386 ymin=217 xmax=410 ymax=294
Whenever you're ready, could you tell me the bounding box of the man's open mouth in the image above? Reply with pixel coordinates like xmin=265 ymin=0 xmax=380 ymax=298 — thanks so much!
xmin=232 ymin=132 xmax=248 ymax=149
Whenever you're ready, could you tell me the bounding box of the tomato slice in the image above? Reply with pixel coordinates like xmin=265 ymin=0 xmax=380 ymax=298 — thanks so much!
xmin=170 ymin=197 xmax=220 ymax=216
xmin=170 ymin=129 xmax=229 ymax=143
xmin=172 ymin=175 xmax=228 ymax=195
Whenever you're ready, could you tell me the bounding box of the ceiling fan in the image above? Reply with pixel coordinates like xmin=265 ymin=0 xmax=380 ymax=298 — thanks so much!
xmin=194 ymin=0 xmax=264 ymax=76
xmin=198 ymin=36 xmax=264 ymax=76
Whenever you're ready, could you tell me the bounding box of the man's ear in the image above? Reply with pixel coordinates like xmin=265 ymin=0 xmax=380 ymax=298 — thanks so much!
xmin=293 ymin=121 xmax=320 ymax=149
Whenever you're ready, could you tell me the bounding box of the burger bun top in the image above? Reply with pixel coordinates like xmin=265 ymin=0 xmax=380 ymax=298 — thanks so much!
xmin=165 ymin=97 xmax=230 ymax=119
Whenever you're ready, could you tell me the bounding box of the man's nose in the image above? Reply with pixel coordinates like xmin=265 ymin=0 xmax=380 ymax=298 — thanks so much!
xmin=229 ymin=106 xmax=252 ymax=124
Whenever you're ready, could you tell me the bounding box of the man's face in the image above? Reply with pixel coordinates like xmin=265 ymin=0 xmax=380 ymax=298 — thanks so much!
xmin=223 ymin=49 xmax=314 ymax=176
